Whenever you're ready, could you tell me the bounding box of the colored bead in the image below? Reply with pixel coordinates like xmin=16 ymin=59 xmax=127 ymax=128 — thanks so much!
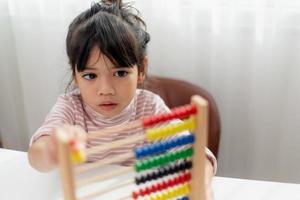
xmin=132 ymin=191 xmax=139 ymax=199
xmin=162 ymin=180 xmax=169 ymax=189
xmin=157 ymin=182 xmax=163 ymax=190
xmin=71 ymin=150 xmax=86 ymax=164
xmin=184 ymin=172 xmax=191 ymax=181
xmin=134 ymin=176 xmax=141 ymax=185
xmin=135 ymin=148 xmax=143 ymax=159
xmin=169 ymin=177 xmax=176 ymax=187
xmin=153 ymin=170 xmax=159 ymax=179
xmin=161 ymin=113 xmax=170 ymax=121
xmin=149 ymin=193 xmax=156 ymax=200
xmin=141 ymin=174 xmax=148 ymax=183
xmin=69 ymin=138 xmax=76 ymax=146
xmin=140 ymin=188 xmax=147 ymax=196
xmin=159 ymin=168 xmax=166 ymax=177
xmin=135 ymin=162 xmax=143 ymax=172
xmin=161 ymin=191 xmax=168 ymax=200
xmin=191 ymin=104 xmax=197 ymax=113
xmin=184 ymin=183 xmax=190 ymax=194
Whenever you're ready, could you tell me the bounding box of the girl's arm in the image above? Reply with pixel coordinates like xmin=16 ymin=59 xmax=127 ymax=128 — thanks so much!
xmin=28 ymin=134 xmax=58 ymax=172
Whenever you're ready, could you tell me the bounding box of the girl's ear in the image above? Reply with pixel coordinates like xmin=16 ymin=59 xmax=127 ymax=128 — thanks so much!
xmin=138 ymin=56 xmax=148 ymax=83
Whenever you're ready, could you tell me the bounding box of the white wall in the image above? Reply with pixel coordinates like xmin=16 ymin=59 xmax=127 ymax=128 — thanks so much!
xmin=0 ymin=0 xmax=299 ymax=183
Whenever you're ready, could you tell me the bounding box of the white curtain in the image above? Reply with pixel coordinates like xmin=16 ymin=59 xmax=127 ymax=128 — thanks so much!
xmin=0 ymin=0 xmax=299 ymax=183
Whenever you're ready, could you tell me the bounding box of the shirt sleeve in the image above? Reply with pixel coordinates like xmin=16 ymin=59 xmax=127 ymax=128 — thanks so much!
xmin=29 ymin=94 xmax=75 ymax=146
xmin=152 ymin=94 xmax=171 ymax=115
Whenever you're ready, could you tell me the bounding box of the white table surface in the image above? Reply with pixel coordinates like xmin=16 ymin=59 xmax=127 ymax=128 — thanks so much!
xmin=1 ymin=148 xmax=300 ymax=200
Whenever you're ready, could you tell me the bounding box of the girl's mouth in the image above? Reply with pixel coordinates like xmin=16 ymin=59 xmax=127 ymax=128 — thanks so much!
xmin=98 ymin=103 xmax=118 ymax=111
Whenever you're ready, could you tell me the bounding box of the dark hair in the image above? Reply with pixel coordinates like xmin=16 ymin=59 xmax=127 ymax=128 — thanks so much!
xmin=66 ymin=0 xmax=150 ymax=82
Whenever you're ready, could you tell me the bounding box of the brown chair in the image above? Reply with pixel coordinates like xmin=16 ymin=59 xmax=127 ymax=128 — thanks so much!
xmin=140 ymin=76 xmax=221 ymax=159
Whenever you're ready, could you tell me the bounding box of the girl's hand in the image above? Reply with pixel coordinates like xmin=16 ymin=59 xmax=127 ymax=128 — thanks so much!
xmin=28 ymin=125 xmax=87 ymax=172
xmin=55 ymin=125 xmax=87 ymax=163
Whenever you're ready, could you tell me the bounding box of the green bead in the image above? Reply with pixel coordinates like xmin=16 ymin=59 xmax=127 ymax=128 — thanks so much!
xmin=135 ymin=162 xmax=142 ymax=172
xmin=152 ymin=157 xmax=159 ymax=167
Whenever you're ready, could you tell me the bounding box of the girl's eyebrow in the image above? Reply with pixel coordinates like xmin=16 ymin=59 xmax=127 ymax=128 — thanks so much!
xmin=84 ymin=66 xmax=97 ymax=70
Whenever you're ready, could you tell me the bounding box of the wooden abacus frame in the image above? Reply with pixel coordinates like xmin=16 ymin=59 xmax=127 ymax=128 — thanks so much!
xmin=56 ymin=95 xmax=208 ymax=200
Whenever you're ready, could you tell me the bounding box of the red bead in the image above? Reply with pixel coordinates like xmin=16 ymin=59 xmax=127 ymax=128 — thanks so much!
xmin=140 ymin=188 xmax=147 ymax=196
xmin=190 ymin=105 xmax=197 ymax=114
xmin=152 ymin=183 xmax=158 ymax=192
xmin=184 ymin=172 xmax=191 ymax=181
xmin=173 ymin=176 xmax=179 ymax=185
xmin=145 ymin=187 xmax=151 ymax=195
xmin=169 ymin=177 xmax=176 ymax=186
xmin=179 ymin=174 xmax=185 ymax=183
xmin=132 ymin=191 xmax=139 ymax=199
xmin=69 ymin=138 xmax=76 ymax=146
xmin=161 ymin=180 xmax=168 ymax=189
xmin=157 ymin=182 xmax=163 ymax=190
xmin=163 ymin=113 xmax=171 ymax=121
xmin=149 ymin=185 xmax=155 ymax=193
xmin=142 ymin=117 xmax=152 ymax=127
xmin=153 ymin=116 xmax=160 ymax=124
xmin=173 ymin=110 xmax=181 ymax=118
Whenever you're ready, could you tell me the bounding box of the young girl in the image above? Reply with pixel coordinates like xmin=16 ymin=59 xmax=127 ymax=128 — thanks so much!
xmin=28 ymin=0 xmax=216 ymax=196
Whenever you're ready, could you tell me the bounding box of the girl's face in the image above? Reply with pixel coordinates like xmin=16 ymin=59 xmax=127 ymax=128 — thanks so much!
xmin=75 ymin=46 xmax=144 ymax=118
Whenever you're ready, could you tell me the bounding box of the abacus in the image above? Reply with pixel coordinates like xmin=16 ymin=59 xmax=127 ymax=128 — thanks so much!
xmin=56 ymin=95 xmax=208 ymax=200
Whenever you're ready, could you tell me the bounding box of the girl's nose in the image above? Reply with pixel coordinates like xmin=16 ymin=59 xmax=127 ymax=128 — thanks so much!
xmin=97 ymin=77 xmax=115 ymax=96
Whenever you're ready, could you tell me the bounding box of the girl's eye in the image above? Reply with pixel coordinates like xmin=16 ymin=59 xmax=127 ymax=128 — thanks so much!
xmin=114 ymin=70 xmax=128 ymax=77
xmin=82 ymin=73 xmax=97 ymax=80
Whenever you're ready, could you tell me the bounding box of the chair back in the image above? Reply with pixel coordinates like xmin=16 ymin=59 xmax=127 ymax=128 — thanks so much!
xmin=139 ymin=76 xmax=221 ymax=159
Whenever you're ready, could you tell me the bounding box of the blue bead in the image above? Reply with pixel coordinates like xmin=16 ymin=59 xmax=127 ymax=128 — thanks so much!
xmin=161 ymin=140 xmax=168 ymax=151
xmin=135 ymin=148 xmax=142 ymax=159
xmin=158 ymin=142 xmax=165 ymax=153
xmin=189 ymin=134 xmax=195 ymax=143
xmin=166 ymin=140 xmax=172 ymax=149
xmin=178 ymin=136 xmax=185 ymax=145
xmin=168 ymin=138 xmax=175 ymax=148
xmin=143 ymin=146 xmax=150 ymax=156
xmin=172 ymin=137 xmax=178 ymax=147
xmin=179 ymin=135 xmax=186 ymax=145
xmin=149 ymin=144 xmax=156 ymax=155
xmin=153 ymin=142 xmax=161 ymax=154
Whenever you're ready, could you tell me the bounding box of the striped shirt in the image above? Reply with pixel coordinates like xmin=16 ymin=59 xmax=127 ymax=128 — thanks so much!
xmin=30 ymin=89 xmax=217 ymax=173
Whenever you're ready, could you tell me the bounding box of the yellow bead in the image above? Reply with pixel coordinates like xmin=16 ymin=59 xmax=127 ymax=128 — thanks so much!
xmin=71 ymin=150 xmax=86 ymax=164
xmin=161 ymin=191 xmax=168 ymax=200
xmin=155 ymin=192 xmax=163 ymax=200
xmin=157 ymin=128 xmax=167 ymax=139
xmin=182 ymin=183 xmax=190 ymax=195
xmin=163 ymin=127 xmax=172 ymax=138
xmin=146 ymin=129 xmax=157 ymax=141
xmin=177 ymin=185 xmax=185 ymax=196
xmin=174 ymin=186 xmax=181 ymax=197
xmin=149 ymin=193 xmax=156 ymax=200
xmin=168 ymin=188 xmax=176 ymax=198
xmin=188 ymin=120 xmax=195 ymax=131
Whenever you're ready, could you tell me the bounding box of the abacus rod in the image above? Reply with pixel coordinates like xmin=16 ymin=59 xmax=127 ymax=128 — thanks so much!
xmin=75 ymin=152 xmax=134 ymax=174
xmin=76 ymin=167 xmax=133 ymax=187
xmin=78 ymin=179 xmax=133 ymax=200
xmin=86 ymin=134 xmax=145 ymax=156
xmin=88 ymin=120 xmax=142 ymax=138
